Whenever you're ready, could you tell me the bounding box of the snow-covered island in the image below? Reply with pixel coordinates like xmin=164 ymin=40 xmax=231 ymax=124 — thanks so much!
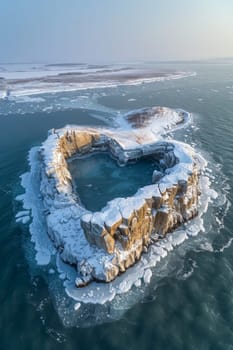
xmin=28 ymin=107 xmax=204 ymax=288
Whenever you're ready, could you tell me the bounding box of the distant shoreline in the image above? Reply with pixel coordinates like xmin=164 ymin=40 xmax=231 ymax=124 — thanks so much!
xmin=0 ymin=63 xmax=196 ymax=98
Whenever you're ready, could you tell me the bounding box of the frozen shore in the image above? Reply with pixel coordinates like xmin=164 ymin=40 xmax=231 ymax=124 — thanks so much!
xmin=16 ymin=106 xmax=211 ymax=292
xmin=0 ymin=62 xmax=196 ymax=98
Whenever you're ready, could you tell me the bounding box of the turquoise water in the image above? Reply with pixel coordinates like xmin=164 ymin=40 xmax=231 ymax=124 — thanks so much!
xmin=0 ymin=62 xmax=233 ymax=349
xmin=69 ymin=153 xmax=158 ymax=211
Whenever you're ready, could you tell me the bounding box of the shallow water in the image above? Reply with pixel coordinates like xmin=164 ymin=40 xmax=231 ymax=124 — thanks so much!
xmin=0 ymin=62 xmax=233 ymax=349
xmin=69 ymin=153 xmax=158 ymax=211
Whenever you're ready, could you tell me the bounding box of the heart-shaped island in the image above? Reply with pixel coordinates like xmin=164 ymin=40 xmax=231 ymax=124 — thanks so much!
xmin=35 ymin=107 xmax=204 ymax=288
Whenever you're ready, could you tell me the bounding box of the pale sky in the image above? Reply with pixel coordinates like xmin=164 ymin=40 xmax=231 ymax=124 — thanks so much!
xmin=0 ymin=0 xmax=233 ymax=63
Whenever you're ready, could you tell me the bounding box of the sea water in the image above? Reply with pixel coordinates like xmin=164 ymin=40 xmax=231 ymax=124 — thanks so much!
xmin=0 ymin=62 xmax=232 ymax=349
xmin=69 ymin=153 xmax=159 ymax=211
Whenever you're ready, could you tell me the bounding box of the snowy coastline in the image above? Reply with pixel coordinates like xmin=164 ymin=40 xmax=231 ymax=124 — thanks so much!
xmin=0 ymin=62 xmax=196 ymax=98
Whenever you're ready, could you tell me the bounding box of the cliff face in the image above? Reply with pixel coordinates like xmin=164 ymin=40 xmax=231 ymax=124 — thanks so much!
xmin=38 ymin=126 xmax=201 ymax=285
xmin=80 ymin=171 xmax=199 ymax=283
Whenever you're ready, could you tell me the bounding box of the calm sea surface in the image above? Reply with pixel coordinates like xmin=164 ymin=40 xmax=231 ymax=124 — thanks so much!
xmin=0 ymin=63 xmax=233 ymax=349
